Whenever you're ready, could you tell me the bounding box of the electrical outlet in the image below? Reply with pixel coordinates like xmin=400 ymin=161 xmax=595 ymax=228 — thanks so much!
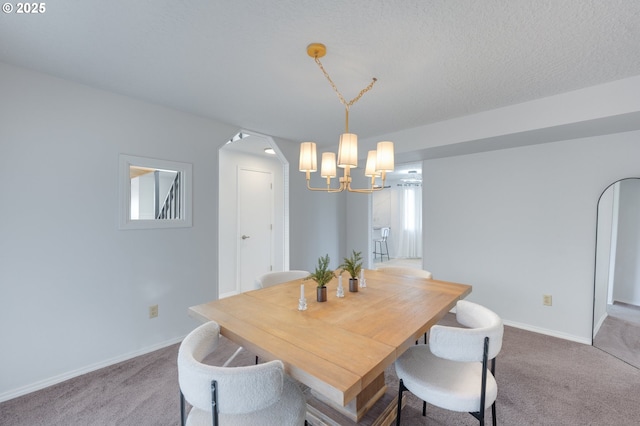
xmin=149 ymin=304 xmax=159 ymax=318
xmin=543 ymin=294 xmax=552 ymax=306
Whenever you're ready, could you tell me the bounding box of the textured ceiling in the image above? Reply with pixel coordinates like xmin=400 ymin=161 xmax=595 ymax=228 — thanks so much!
xmin=1 ymin=0 xmax=640 ymax=151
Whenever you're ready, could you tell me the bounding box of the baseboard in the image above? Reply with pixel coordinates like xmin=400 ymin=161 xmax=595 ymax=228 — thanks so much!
xmin=0 ymin=336 xmax=185 ymax=403
xmin=503 ymin=319 xmax=591 ymax=345
xmin=613 ymin=298 xmax=640 ymax=308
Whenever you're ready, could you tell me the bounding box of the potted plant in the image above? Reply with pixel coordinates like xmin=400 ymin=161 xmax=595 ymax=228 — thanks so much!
xmin=339 ymin=250 xmax=363 ymax=292
xmin=306 ymin=254 xmax=335 ymax=302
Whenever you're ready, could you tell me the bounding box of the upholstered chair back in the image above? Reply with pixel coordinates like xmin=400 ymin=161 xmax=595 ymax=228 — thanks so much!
xmin=177 ymin=321 xmax=284 ymax=414
xmin=429 ymin=300 xmax=504 ymax=362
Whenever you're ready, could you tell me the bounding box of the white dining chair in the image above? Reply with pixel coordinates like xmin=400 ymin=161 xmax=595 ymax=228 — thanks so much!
xmin=178 ymin=321 xmax=307 ymax=426
xmin=394 ymin=300 xmax=504 ymax=426
xmin=255 ymin=270 xmax=310 ymax=289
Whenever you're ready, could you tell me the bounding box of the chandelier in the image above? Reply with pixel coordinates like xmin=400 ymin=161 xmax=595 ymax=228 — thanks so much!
xmin=299 ymin=43 xmax=394 ymax=193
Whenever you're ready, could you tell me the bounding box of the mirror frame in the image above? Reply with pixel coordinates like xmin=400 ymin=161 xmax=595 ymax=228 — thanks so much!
xmin=118 ymin=154 xmax=193 ymax=230
xmin=592 ymin=177 xmax=640 ymax=343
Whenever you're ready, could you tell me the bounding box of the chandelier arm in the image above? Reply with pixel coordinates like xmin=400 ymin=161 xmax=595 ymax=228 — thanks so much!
xmin=306 ymin=178 xmax=346 ymax=193
xmin=346 ymin=176 xmax=386 ymax=193
xmin=346 ymin=183 xmax=384 ymax=193
xmin=347 ymin=188 xmax=382 ymax=194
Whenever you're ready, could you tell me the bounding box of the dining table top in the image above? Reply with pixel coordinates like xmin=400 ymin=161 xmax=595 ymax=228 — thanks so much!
xmin=188 ymin=269 xmax=472 ymax=411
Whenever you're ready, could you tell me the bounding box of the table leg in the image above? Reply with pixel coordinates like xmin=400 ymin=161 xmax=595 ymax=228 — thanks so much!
xmin=310 ymin=372 xmax=387 ymax=422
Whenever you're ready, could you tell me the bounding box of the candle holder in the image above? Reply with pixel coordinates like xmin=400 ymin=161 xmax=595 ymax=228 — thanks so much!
xmin=360 ymin=270 xmax=367 ymax=288
xmin=298 ymin=297 xmax=307 ymax=311
xmin=336 ymin=276 xmax=345 ymax=298
xmin=298 ymin=283 xmax=307 ymax=310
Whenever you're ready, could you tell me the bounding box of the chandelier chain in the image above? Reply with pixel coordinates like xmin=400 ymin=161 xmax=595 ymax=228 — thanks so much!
xmin=314 ymin=56 xmax=377 ymax=111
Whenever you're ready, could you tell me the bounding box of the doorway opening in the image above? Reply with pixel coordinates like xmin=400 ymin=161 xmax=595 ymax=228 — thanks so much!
xmin=370 ymin=162 xmax=423 ymax=270
xmin=217 ymin=131 xmax=289 ymax=298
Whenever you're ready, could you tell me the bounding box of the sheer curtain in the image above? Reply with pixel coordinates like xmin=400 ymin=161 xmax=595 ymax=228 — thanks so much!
xmin=390 ymin=184 xmax=422 ymax=258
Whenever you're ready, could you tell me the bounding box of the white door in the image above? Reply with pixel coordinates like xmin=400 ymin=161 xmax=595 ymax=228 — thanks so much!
xmin=238 ymin=168 xmax=273 ymax=293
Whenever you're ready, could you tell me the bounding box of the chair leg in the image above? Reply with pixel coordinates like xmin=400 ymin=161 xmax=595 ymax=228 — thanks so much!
xmin=491 ymin=357 xmax=497 ymax=426
xmin=180 ymin=390 xmax=186 ymax=426
xmin=396 ymin=379 xmax=405 ymax=426
xmin=211 ymin=380 xmax=218 ymax=426
xmin=470 ymin=410 xmax=485 ymax=426
xmin=470 ymin=337 xmax=490 ymax=426
xmin=492 ymin=402 xmax=497 ymax=426
xmin=422 ymin=401 xmax=426 ymax=416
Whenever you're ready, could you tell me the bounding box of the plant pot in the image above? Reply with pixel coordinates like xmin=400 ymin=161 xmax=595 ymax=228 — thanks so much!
xmin=317 ymin=286 xmax=327 ymax=302
xmin=349 ymin=278 xmax=359 ymax=292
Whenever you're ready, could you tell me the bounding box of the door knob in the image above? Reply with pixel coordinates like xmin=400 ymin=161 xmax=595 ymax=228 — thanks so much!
xmin=241 ymin=235 xmax=250 ymax=240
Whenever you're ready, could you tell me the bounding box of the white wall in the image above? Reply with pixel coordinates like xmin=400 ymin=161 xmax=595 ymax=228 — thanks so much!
xmin=372 ymin=189 xmax=392 ymax=230
xmin=281 ymin=137 xmax=346 ymax=272
xmin=422 ymin=133 xmax=640 ymax=343
xmin=218 ymin=148 xmax=284 ymax=297
xmin=0 ymin=62 xmax=238 ymax=400
xmin=345 ymin=174 xmax=372 ymax=268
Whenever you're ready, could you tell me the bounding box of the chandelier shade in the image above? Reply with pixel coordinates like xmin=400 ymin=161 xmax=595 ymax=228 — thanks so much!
xmin=321 ymin=152 xmax=337 ymax=178
xmin=338 ymin=133 xmax=358 ymax=168
xmin=299 ymin=142 xmax=317 ymax=172
xmin=364 ymin=150 xmax=380 ymax=177
xmin=376 ymin=141 xmax=395 ymax=172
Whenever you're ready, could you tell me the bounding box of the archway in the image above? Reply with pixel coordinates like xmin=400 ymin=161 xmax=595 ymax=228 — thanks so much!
xmin=593 ymin=177 xmax=640 ymax=368
xmin=217 ymin=131 xmax=290 ymax=298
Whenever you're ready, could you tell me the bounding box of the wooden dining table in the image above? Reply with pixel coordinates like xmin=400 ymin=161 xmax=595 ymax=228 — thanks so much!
xmin=188 ymin=269 xmax=471 ymax=424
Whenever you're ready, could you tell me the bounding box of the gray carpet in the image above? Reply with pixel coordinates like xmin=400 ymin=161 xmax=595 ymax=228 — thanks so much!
xmin=593 ymin=315 xmax=640 ymax=369
xmin=594 ymin=303 xmax=640 ymax=369
xmin=2 ymin=317 xmax=640 ymax=425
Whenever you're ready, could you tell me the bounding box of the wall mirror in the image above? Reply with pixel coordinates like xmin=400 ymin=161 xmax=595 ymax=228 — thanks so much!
xmin=593 ymin=177 xmax=640 ymax=368
xmin=119 ymin=154 xmax=192 ymax=230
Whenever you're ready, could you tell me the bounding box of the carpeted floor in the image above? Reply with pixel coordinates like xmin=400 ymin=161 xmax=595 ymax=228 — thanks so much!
xmin=2 ymin=315 xmax=640 ymax=425
xmin=593 ymin=315 xmax=640 ymax=369
xmin=594 ymin=302 xmax=640 ymax=369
